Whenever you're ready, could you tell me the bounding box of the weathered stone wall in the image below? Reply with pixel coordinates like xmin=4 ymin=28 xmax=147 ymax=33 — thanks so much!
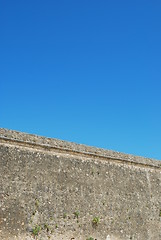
xmin=0 ymin=128 xmax=161 ymax=240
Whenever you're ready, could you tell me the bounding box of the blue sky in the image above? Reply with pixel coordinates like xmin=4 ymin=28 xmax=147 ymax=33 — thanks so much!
xmin=0 ymin=1 xmax=161 ymax=159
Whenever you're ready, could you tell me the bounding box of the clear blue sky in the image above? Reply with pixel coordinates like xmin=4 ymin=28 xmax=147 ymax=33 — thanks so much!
xmin=1 ymin=1 xmax=161 ymax=160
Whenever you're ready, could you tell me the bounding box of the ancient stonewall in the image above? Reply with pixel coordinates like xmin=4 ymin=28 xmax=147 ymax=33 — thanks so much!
xmin=0 ymin=128 xmax=161 ymax=240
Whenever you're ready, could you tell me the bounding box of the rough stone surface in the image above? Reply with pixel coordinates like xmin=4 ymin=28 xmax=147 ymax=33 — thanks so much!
xmin=0 ymin=128 xmax=161 ymax=240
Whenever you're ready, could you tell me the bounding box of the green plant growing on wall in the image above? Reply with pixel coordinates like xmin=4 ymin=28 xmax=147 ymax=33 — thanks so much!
xmin=44 ymin=223 xmax=50 ymax=232
xmin=74 ymin=211 xmax=79 ymax=219
xmin=86 ymin=237 xmax=94 ymax=240
xmin=32 ymin=225 xmax=41 ymax=237
xmin=35 ymin=199 xmax=39 ymax=208
xmin=159 ymin=209 xmax=161 ymax=217
xmin=92 ymin=217 xmax=100 ymax=225
xmin=63 ymin=212 xmax=67 ymax=219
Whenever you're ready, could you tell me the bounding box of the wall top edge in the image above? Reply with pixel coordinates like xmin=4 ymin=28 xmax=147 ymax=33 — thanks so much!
xmin=0 ymin=128 xmax=160 ymax=168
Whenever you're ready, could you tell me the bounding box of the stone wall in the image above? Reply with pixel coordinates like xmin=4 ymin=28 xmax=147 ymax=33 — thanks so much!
xmin=0 ymin=128 xmax=161 ymax=240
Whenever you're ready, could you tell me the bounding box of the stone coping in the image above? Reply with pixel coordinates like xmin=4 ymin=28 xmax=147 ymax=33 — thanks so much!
xmin=0 ymin=128 xmax=160 ymax=168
